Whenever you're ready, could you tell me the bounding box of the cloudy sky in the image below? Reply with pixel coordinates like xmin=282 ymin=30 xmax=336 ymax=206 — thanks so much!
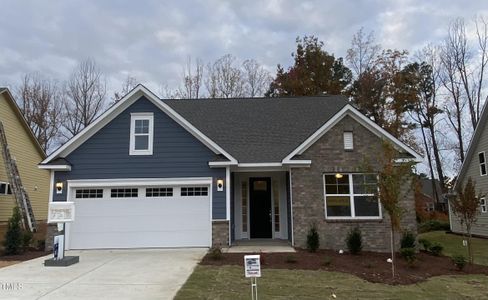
xmin=1 ymin=0 xmax=487 ymax=95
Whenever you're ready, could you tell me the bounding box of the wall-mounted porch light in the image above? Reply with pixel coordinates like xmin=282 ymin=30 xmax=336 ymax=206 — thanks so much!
xmin=55 ymin=181 xmax=64 ymax=194
xmin=217 ymin=179 xmax=224 ymax=192
xmin=335 ymin=173 xmax=343 ymax=179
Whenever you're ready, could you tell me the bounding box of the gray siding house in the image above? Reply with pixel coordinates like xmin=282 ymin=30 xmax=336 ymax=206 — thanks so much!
xmin=450 ymin=101 xmax=488 ymax=236
xmin=40 ymin=85 xmax=421 ymax=252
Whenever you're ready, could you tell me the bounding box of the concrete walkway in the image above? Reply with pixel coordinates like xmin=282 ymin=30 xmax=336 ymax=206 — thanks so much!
xmin=0 ymin=248 xmax=206 ymax=300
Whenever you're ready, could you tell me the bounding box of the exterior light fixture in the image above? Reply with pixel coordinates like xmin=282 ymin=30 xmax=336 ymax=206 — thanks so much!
xmin=335 ymin=173 xmax=343 ymax=179
xmin=217 ymin=179 xmax=224 ymax=192
xmin=55 ymin=181 xmax=64 ymax=194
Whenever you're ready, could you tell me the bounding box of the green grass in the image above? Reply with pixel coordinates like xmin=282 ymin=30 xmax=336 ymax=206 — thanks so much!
xmin=419 ymin=231 xmax=488 ymax=265
xmin=175 ymin=265 xmax=488 ymax=300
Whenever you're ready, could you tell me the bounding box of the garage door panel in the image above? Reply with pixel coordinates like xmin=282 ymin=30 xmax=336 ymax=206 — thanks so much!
xmin=68 ymin=185 xmax=212 ymax=249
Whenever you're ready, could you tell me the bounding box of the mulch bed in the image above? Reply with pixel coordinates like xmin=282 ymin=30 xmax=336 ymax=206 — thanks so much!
xmin=201 ymin=249 xmax=488 ymax=285
xmin=0 ymin=249 xmax=50 ymax=262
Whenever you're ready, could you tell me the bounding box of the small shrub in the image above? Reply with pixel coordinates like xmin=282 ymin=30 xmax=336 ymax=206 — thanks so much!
xmin=429 ymin=243 xmax=443 ymax=256
xmin=285 ymin=255 xmax=297 ymax=263
xmin=400 ymin=231 xmax=416 ymax=249
xmin=3 ymin=207 xmax=23 ymax=255
xmin=400 ymin=247 xmax=417 ymax=267
xmin=418 ymin=220 xmax=450 ymax=233
xmin=346 ymin=227 xmax=363 ymax=255
xmin=208 ymin=245 xmax=223 ymax=260
xmin=452 ymin=254 xmax=467 ymax=271
xmin=322 ymin=256 xmax=332 ymax=267
xmin=36 ymin=239 xmax=46 ymax=251
xmin=418 ymin=238 xmax=432 ymax=251
xmin=306 ymin=224 xmax=320 ymax=252
xmin=22 ymin=231 xmax=33 ymax=251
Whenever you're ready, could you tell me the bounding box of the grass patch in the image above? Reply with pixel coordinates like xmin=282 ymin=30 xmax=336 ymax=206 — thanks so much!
xmin=175 ymin=265 xmax=488 ymax=299
xmin=419 ymin=231 xmax=488 ymax=266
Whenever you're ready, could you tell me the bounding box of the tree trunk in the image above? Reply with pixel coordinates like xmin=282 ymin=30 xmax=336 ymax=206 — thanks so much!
xmin=390 ymin=225 xmax=395 ymax=278
xmin=428 ymin=122 xmax=446 ymax=193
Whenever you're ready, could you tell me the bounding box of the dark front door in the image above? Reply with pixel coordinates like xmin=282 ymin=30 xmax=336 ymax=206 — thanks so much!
xmin=249 ymin=177 xmax=272 ymax=238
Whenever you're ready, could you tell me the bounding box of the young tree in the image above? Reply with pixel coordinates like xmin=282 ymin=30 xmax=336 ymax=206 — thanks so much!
xmin=63 ymin=58 xmax=107 ymax=137
xmin=451 ymin=177 xmax=483 ymax=264
xmin=266 ymin=36 xmax=352 ymax=97
xmin=112 ymin=75 xmax=138 ymax=103
xmin=3 ymin=207 xmax=23 ymax=255
xmin=374 ymin=142 xmax=415 ymax=277
xmin=16 ymin=73 xmax=64 ymax=152
xmin=346 ymin=27 xmax=381 ymax=78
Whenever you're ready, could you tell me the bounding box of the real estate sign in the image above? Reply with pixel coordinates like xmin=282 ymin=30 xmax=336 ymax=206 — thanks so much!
xmin=244 ymin=255 xmax=261 ymax=278
xmin=47 ymin=202 xmax=75 ymax=223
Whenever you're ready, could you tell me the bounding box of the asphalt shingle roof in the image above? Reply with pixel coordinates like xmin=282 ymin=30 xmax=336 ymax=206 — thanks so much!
xmin=164 ymin=96 xmax=348 ymax=163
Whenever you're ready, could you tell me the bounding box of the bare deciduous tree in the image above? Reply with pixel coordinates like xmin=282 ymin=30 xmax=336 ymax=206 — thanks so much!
xmin=16 ymin=73 xmax=64 ymax=152
xmin=63 ymin=59 xmax=107 ymax=138
xmin=205 ymin=54 xmax=244 ymax=98
xmin=346 ymin=27 xmax=381 ymax=78
xmin=112 ymin=75 xmax=138 ymax=103
xmin=178 ymin=56 xmax=204 ymax=99
xmin=242 ymin=59 xmax=272 ymax=97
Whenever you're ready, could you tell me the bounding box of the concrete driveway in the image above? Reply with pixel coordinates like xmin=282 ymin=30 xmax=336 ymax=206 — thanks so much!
xmin=0 ymin=248 xmax=206 ymax=300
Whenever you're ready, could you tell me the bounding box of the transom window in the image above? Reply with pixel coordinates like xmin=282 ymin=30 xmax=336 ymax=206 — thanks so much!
xmin=181 ymin=186 xmax=208 ymax=196
xmin=479 ymin=152 xmax=487 ymax=176
xmin=146 ymin=187 xmax=173 ymax=197
xmin=481 ymin=198 xmax=487 ymax=213
xmin=130 ymin=113 xmax=154 ymax=155
xmin=111 ymin=188 xmax=138 ymax=198
xmin=324 ymin=173 xmax=381 ymax=219
xmin=75 ymin=189 xmax=103 ymax=199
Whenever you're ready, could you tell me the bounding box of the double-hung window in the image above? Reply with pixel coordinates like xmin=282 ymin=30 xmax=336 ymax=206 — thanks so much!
xmin=481 ymin=197 xmax=487 ymax=213
xmin=324 ymin=173 xmax=381 ymax=219
xmin=130 ymin=113 xmax=154 ymax=155
xmin=479 ymin=152 xmax=487 ymax=176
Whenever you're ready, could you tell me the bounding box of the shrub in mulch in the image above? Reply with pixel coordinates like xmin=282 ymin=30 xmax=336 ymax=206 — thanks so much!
xmin=201 ymin=249 xmax=488 ymax=285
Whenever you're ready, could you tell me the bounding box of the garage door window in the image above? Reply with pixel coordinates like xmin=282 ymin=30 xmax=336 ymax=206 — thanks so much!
xmin=146 ymin=187 xmax=173 ymax=197
xmin=111 ymin=188 xmax=138 ymax=198
xmin=181 ymin=187 xmax=208 ymax=196
xmin=75 ymin=189 xmax=103 ymax=199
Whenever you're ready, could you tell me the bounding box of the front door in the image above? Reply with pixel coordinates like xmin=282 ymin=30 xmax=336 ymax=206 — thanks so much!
xmin=249 ymin=177 xmax=272 ymax=238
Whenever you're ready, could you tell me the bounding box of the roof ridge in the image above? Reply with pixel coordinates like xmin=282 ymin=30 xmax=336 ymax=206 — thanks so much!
xmin=161 ymin=95 xmax=348 ymax=102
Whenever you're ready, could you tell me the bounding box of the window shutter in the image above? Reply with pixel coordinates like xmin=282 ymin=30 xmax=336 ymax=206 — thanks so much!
xmin=344 ymin=132 xmax=353 ymax=150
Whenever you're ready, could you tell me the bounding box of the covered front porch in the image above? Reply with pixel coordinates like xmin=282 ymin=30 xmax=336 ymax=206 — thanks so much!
xmin=230 ymin=171 xmax=292 ymax=247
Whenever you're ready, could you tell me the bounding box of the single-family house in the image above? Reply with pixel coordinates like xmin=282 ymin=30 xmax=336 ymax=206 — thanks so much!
xmin=39 ymin=85 xmax=421 ymax=252
xmin=450 ymin=99 xmax=488 ymax=237
xmin=0 ymin=87 xmax=50 ymax=226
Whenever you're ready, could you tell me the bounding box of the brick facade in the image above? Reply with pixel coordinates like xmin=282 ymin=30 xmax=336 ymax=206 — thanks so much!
xmin=291 ymin=115 xmax=417 ymax=252
xmin=212 ymin=220 xmax=229 ymax=247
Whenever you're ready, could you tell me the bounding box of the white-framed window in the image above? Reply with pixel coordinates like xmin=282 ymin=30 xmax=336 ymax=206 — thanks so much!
xmin=323 ymin=173 xmax=381 ymax=219
xmin=479 ymin=152 xmax=487 ymax=176
xmin=146 ymin=187 xmax=173 ymax=197
xmin=0 ymin=182 xmax=12 ymax=195
xmin=481 ymin=197 xmax=487 ymax=213
xmin=343 ymin=131 xmax=354 ymax=150
xmin=130 ymin=113 xmax=154 ymax=155
xmin=111 ymin=188 xmax=138 ymax=198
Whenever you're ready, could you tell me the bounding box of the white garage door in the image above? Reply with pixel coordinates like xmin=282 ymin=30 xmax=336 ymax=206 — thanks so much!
xmin=67 ymin=184 xmax=211 ymax=249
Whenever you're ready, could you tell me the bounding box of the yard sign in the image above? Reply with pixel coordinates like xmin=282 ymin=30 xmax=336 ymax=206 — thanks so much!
xmin=244 ymin=255 xmax=261 ymax=277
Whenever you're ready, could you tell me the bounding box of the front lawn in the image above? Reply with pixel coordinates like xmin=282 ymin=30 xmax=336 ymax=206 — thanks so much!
xmin=175 ymin=265 xmax=488 ymax=299
xmin=419 ymin=231 xmax=488 ymax=266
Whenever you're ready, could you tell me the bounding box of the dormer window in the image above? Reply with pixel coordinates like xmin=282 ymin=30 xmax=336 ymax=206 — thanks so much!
xmin=130 ymin=113 xmax=154 ymax=155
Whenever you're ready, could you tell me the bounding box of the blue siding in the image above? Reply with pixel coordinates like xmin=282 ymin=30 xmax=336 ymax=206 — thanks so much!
xmin=53 ymin=96 xmax=227 ymax=219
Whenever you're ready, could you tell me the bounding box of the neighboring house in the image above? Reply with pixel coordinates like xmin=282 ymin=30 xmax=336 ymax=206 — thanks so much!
xmin=39 ymin=85 xmax=421 ymax=252
xmin=450 ymin=100 xmax=488 ymax=237
xmin=0 ymin=88 xmax=50 ymax=224
xmin=417 ymin=178 xmax=447 ymax=213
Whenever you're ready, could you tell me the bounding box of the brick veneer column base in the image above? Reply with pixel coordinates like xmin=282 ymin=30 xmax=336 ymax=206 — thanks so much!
xmin=212 ymin=220 xmax=229 ymax=247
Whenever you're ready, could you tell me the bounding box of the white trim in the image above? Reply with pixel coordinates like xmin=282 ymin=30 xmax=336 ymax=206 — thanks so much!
xmin=238 ymin=163 xmax=283 ymax=167
xmin=208 ymin=161 xmax=238 ymax=167
xmin=282 ymin=104 xmax=423 ymax=163
xmin=38 ymin=165 xmax=72 ymax=171
xmin=226 ymin=166 xmax=231 ymax=246
xmin=282 ymin=160 xmax=312 ymax=165
xmin=49 ymin=171 xmax=54 ymax=203
xmin=129 ymin=112 xmax=154 ymax=156
xmin=289 ymin=168 xmax=294 ymax=246
xmin=41 ymin=85 xmax=238 ymax=165
xmin=67 ymin=177 xmax=213 ymax=188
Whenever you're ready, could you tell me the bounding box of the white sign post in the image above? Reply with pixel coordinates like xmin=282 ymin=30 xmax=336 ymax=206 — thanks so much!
xmin=244 ymin=255 xmax=261 ymax=300
xmin=45 ymin=202 xmax=78 ymax=266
